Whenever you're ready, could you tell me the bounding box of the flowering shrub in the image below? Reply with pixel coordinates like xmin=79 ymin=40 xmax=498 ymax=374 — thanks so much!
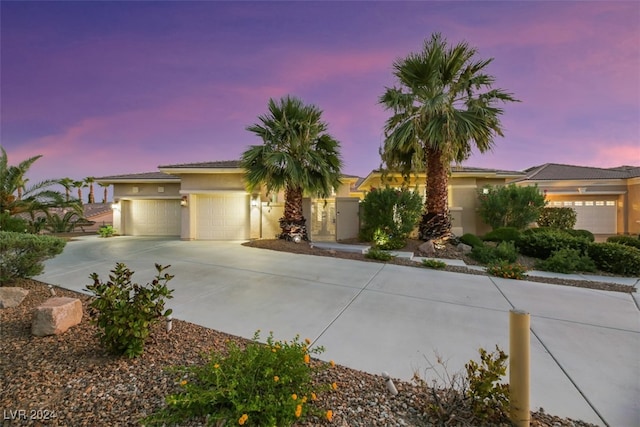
xmin=145 ymin=331 xmax=335 ymax=426
xmin=486 ymin=261 xmax=527 ymax=280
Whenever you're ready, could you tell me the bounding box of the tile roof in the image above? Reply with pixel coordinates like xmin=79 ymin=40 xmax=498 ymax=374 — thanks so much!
xmin=371 ymin=165 xmax=525 ymax=176
xmin=521 ymin=163 xmax=640 ymax=181
xmin=159 ymin=160 xmax=241 ymax=169
xmin=96 ymin=172 xmax=180 ymax=181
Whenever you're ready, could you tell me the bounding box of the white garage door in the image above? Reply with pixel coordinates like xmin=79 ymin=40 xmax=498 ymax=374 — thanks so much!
xmin=196 ymin=194 xmax=249 ymax=240
xmin=125 ymin=200 xmax=181 ymax=236
xmin=552 ymin=200 xmax=617 ymax=234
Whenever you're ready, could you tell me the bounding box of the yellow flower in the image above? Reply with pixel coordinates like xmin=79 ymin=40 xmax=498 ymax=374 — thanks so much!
xmin=292 ymin=393 xmax=298 ymax=400
xmin=331 ymin=382 xmax=338 ymax=390
xmin=179 ymin=380 xmax=187 ymax=386
xmin=303 ymin=354 xmax=310 ymax=364
xmin=326 ymin=410 xmax=333 ymax=422
xmin=330 ymin=360 xmax=335 ymax=367
xmin=311 ymin=392 xmax=317 ymax=401
xmin=302 ymin=396 xmax=308 ymax=403
xmin=238 ymin=414 xmax=248 ymax=425
xmin=272 ymin=348 xmax=277 ymax=352
xmin=214 ymin=363 xmax=220 ymax=369
xmin=295 ymin=404 xmax=302 ymax=418
xmin=305 ymin=337 xmax=311 ymax=345
xmin=274 ymin=376 xmax=280 ymax=382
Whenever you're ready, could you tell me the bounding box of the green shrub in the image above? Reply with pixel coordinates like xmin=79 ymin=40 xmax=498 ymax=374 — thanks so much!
xmin=486 ymin=261 xmax=527 ymax=280
xmin=537 ymin=207 xmax=577 ymax=229
xmin=365 ymin=247 xmax=394 ymax=261
xmin=0 ymin=231 xmax=66 ymax=284
xmin=85 ymin=263 xmax=174 ymax=358
xmin=588 ymin=242 xmax=640 ymax=276
xmin=422 ymin=259 xmax=447 ymax=269
xmin=0 ymin=212 xmax=28 ymax=233
xmin=516 ymin=228 xmax=589 ymax=259
xmin=534 ymin=248 xmax=596 ymax=274
xmin=144 ymin=332 xmax=334 ymax=426
xmin=465 ymin=346 xmax=510 ymax=423
xmin=460 ymin=233 xmax=483 ymax=248
xmin=360 ymin=187 xmax=423 ymax=247
xmin=482 ymin=227 xmax=521 ymax=243
xmin=470 ymin=241 xmax=518 ymax=265
xmin=478 ymin=184 xmax=546 ymax=230
xmin=566 ymin=229 xmax=595 ymax=242
xmin=607 ymin=235 xmax=640 ymax=249
xmin=98 ymin=224 xmax=115 ymax=238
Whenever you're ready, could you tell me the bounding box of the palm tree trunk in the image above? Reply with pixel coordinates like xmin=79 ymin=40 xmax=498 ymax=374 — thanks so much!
xmin=419 ymin=148 xmax=452 ymax=240
xmin=88 ymin=184 xmax=95 ymax=204
xmin=103 ymin=187 xmax=108 ymax=204
xmin=279 ymin=186 xmax=308 ymax=240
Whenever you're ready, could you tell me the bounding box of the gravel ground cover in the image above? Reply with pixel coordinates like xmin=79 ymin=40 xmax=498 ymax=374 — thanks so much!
xmin=1 ymin=238 xmax=617 ymax=426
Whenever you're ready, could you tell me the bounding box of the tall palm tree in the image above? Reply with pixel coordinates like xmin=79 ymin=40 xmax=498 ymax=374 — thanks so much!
xmin=98 ymin=182 xmax=110 ymax=203
xmin=380 ymin=33 xmax=518 ymax=240
xmin=85 ymin=176 xmax=96 ymax=204
xmin=58 ymin=177 xmax=74 ymax=202
xmin=0 ymin=147 xmax=71 ymax=217
xmin=241 ymin=96 xmax=343 ymax=240
xmin=72 ymin=180 xmax=86 ymax=204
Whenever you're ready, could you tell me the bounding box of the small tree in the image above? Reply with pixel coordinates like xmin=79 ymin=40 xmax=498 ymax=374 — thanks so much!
xmin=360 ymin=187 xmax=423 ymax=249
xmin=478 ymin=184 xmax=546 ymax=230
xmin=0 ymin=232 xmax=66 ymax=284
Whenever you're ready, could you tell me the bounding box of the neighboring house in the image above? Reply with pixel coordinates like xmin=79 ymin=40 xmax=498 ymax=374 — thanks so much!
xmin=15 ymin=203 xmax=113 ymax=233
xmin=513 ymin=163 xmax=640 ymax=236
xmin=97 ymin=161 xmax=639 ymax=241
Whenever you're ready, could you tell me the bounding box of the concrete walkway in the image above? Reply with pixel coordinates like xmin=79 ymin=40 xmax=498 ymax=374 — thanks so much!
xmin=38 ymin=236 xmax=639 ymax=427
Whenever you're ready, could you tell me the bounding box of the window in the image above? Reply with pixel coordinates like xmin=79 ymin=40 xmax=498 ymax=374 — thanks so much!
xmin=574 ymin=201 xmax=583 ymax=206
xmin=606 ymin=201 xmax=615 ymax=206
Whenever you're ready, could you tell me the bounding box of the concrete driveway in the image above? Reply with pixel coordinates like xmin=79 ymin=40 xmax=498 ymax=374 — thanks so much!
xmin=38 ymin=236 xmax=639 ymax=427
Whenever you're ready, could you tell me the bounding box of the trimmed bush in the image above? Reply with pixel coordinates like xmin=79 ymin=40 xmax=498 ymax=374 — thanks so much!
xmin=364 ymin=247 xmax=394 ymax=261
xmin=516 ymin=228 xmax=589 ymax=259
xmin=587 ymin=242 xmax=640 ymax=276
xmin=607 ymin=235 xmax=640 ymax=250
xmin=477 ymin=184 xmax=546 ymax=230
xmin=0 ymin=212 xmax=28 ymax=233
xmin=422 ymin=259 xmax=447 ymax=269
xmin=482 ymin=227 xmax=521 ymax=243
xmin=566 ymin=229 xmax=595 ymax=242
xmin=470 ymin=241 xmax=518 ymax=265
xmin=534 ymin=248 xmax=596 ymax=274
xmin=537 ymin=207 xmax=577 ymax=229
xmin=460 ymin=233 xmax=484 ymax=248
xmin=0 ymin=231 xmax=66 ymax=284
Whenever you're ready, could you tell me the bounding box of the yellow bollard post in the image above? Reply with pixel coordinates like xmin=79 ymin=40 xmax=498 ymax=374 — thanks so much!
xmin=510 ymin=309 xmax=530 ymax=427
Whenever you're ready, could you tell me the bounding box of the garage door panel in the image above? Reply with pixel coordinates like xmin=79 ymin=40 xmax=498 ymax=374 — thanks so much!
xmin=196 ymin=195 xmax=249 ymax=240
xmin=125 ymin=200 xmax=181 ymax=236
xmin=554 ymin=201 xmax=616 ymax=234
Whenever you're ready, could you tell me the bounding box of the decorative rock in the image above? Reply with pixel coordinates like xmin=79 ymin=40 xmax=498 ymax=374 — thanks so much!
xmin=418 ymin=240 xmax=435 ymax=257
xmin=32 ymin=297 xmax=83 ymax=336
xmin=456 ymin=243 xmax=472 ymax=254
xmin=0 ymin=287 xmax=29 ymax=308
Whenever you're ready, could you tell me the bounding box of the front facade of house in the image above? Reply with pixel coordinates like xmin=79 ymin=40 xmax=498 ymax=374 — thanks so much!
xmin=514 ymin=164 xmax=640 ymax=236
xmin=98 ymin=161 xmax=639 ymax=241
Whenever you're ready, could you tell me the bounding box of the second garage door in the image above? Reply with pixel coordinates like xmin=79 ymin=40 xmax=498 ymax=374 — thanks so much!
xmin=196 ymin=194 xmax=249 ymax=240
xmin=125 ymin=200 xmax=181 ymax=236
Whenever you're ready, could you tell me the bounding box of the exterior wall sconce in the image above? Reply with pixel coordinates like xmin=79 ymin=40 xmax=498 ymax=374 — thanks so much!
xmin=251 ymin=196 xmax=259 ymax=207
xmin=180 ymin=196 xmax=188 ymax=207
xmin=111 ymin=201 xmax=120 ymax=210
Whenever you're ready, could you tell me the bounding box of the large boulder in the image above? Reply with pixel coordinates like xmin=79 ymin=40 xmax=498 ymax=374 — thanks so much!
xmin=0 ymin=287 xmax=29 ymax=308
xmin=456 ymin=243 xmax=473 ymax=254
xmin=32 ymin=297 xmax=83 ymax=336
xmin=418 ymin=240 xmax=436 ymax=257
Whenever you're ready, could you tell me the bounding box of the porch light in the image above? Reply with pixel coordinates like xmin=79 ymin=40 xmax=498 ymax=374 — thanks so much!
xmin=180 ymin=196 xmax=188 ymax=207
xmin=111 ymin=201 xmax=120 ymax=210
xmin=251 ymin=196 xmax=259 ymax=207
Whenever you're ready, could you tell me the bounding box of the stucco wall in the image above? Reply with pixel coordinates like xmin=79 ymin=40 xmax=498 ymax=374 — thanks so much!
xmin=627 ymin=178 xmax=640 ymax=234
xmin=180 ymin=174 xmax=245 ymax=191
xmin=113 ymin=183 xmax=181 ymax=199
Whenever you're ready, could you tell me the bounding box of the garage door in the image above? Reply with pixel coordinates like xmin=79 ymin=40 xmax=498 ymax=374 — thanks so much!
xmin=125 ymin=200 xmax=181 ymax=236
xmin=196 ymin=194 xmax=249 ymax=240
xmin=552 ymin=200 xmax=617 ymax=234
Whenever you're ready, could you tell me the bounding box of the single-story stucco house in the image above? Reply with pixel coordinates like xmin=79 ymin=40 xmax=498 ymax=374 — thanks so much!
xmin=96 ymin=161 xmax=639 ymax=241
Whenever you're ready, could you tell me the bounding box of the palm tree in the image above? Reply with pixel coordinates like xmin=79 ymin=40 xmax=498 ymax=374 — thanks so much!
xmin=73 ymin=180 xmax=86 ymax=204
xmin=241 ymin=96 xmax=343 ymax=240
xmin=0 ymin=147 xmax=72 ymax=218
xmin=379 ymin=33 xmax=518 ymax=240
xmin=85 ymin=176 xmax=96 ymax=204
xmin=58 ymin=177 xmax=74 ymax=202
xmin=98 ymin=182 xmax=110 ymax=203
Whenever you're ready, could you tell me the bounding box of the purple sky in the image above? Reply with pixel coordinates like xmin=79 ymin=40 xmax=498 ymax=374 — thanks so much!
xmin=2 ymin=1 xmax=639 ymax=187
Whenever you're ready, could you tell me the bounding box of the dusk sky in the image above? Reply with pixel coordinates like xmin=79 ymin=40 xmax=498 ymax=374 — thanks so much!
xmin=2 ymin=1 xmax=639 ymax=189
